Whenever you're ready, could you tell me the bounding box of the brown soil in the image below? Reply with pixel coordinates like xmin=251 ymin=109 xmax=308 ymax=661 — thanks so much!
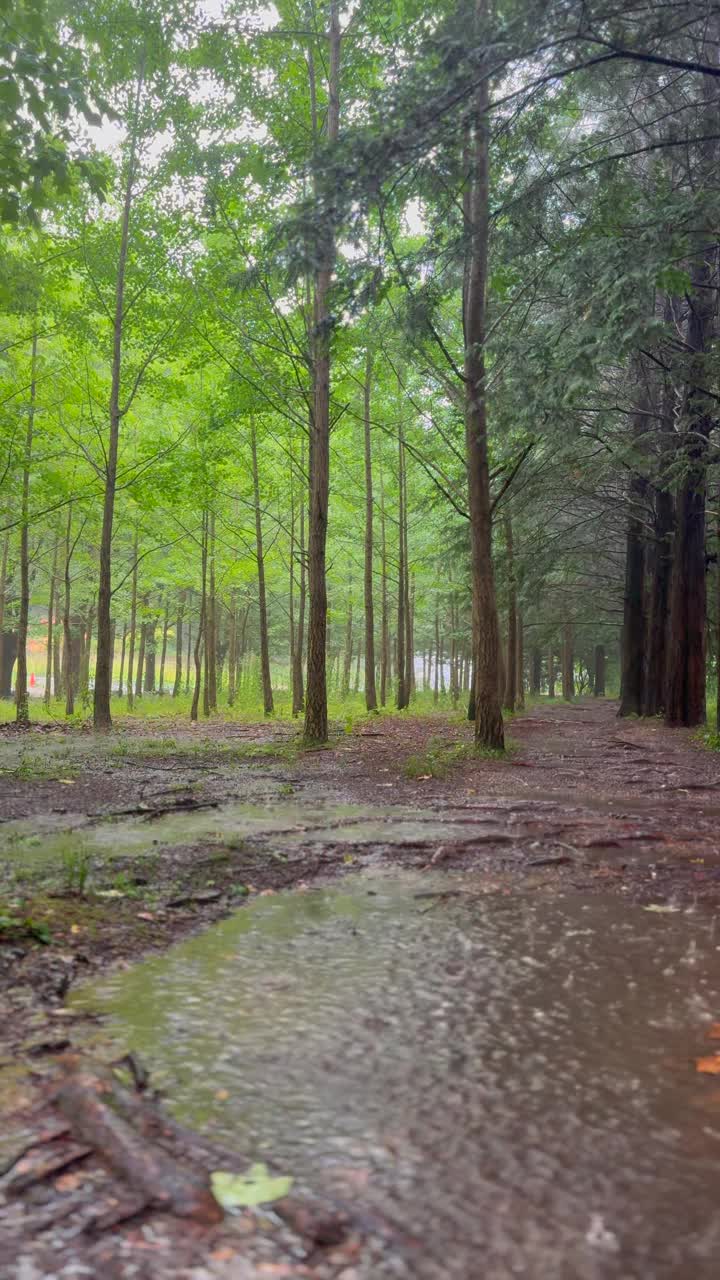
xmin=1 ymin=698 xmax=719 ymax=1277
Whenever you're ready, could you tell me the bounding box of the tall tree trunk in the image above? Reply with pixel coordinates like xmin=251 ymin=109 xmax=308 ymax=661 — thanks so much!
xmin=63 ymin=506 xmax=75 ymax=717
xmin=135 ymin=597 xmax=148 ymax=701
xmin=341 ymin=590 xmax=353 ymax=699
xmin=292 ymin=441 xmax=306 ymax=716
xmin=530 ymin=647 xmax=541 ymax=696
xmin=185 ymin=588 xmax=193 ymax=694
xmin=594 ymin=645 xmax=606 ymax=697
xmin=44 ymin=533 xmax=58 ymax=709
xmin=516 ymin=610 xmax=525 ymax=710
xmin=644 ymin=487 xmax=674 ymax=716
xmin=0 ymin=531 xmax=8 ymax=691
xmin=251 ymin=423 xmax=274 ymax=715
xmin=16 ymin=329 xmax=38 ymax=728
xmin=173 ymin=590 xmax=185 ymax=698
xmin=562 ymin=625 xmax=574 ymax=701
xmin=396 ymin=423 xmax=408 ymax=709
xmin=144 ymin=608 xmax=157 ymax=692
xmin=80 ymin=598 xmax=95 ymax=700
xmin=614 ymin=394 xmax=648 ymax=716
xmin=207 ymin=513 xmax=217 ymax=711
xmin=503 ymin=513 xmax=517 ymax=712
xmin=158 ymin=598 xmax=170 ymax=694
xmin=379 ymin=462 xmax=389 ymax=706
xmin=434 ymin=602 xmax=440 ymax=704
xmin=665 ymin=246 xmax=717 ymax=726
xmin=118 ymin=621 xmax=128 ymax=698
xmin=463 ymin=8 xmax=503 ymax=749
xmin=94 ymin=61 xmax=144 ymax=731
xmin=363 ymin=347 xmax=378 ymax=710
xmin=227 ymin=589 xmax=237 ymax=707
xmin=126 ymin=531 xmax=139 ymax=712
xmin=192 ymin=514 xmax=208 ymax=722
xmin=304 ymin=0 xmax=340 ymax=743
xmin=547 ymin=646 xmax=555 ymax=698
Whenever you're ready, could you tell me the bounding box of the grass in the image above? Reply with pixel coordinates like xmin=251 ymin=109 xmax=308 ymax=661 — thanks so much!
xmin=403 ymin=734 xmax=510 ymax=780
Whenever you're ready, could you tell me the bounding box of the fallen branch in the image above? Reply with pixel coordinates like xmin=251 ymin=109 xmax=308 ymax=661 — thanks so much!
xmin=52 ymin=1060 xmax=223 ymax=1225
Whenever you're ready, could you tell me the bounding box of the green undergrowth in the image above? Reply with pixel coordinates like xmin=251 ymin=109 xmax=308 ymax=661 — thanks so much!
xmin=403 ymin=734 xmax=514 ymax=780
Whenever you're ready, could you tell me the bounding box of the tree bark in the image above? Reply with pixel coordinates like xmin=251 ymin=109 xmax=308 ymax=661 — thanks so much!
xmin=304 ymin=0 xmax=340 ymax=743
xmin=207 ymin=513 xmax=217 ymax=711
xmin=503 ymin=513 xmax=517 ymax=712
xmin=665 ymin=245 xmax=716 ymax=726
xmin=94 ymin=61 xmax=144 ymax=731
xmin=547 ymin=646 xmax=555 ymax=698
xmin=191 ymin=515 xmax=207 ymax=722
xmin=396 ymin=422 xmax=408 ymax=709
xmin=562 ymin=625 xmax=574 ymax=701
xmin=118 ymin=621 xmax=128 ymax=698
xmin=251 ymin=423 xmax=274 ymax=716
xmin=516 ymin=610 xmax=525 ymax=710
xmin=44 ymin=533 xmax=58 ymax=709
xmin=126 ymin=532 xmax=139 ymax=712
xmin=158 ymin=598 xmax=170 ymax=694
xmin=16 ymin=329 xmax=38 ymax=727
xmin=363 ymin=347 xmax=378 ymax=710
xmin=173 ymin=590 xmax=185 ymax=698
xmin=593 ymin=645 xmax=606 ymax=697
xmin=463 ymin=5 xmax=503 ymax=749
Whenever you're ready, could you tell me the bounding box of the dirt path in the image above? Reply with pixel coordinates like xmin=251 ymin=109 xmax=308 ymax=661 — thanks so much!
xmin=1 ymin=699 xmax=720 ymax=1278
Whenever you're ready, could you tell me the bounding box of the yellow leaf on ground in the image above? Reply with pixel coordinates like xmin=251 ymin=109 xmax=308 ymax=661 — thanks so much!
xmin=696 ymin=1054 xmax=720 ymax=1074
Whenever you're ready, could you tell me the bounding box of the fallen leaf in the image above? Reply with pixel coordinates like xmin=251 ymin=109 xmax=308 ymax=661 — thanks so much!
xmin=70 ymin=924 xmax=81 ymax=934
xmin=696 ymin=1054 xmax=720 ymax=1074
xmin=211 ymin=1163 xmax=293 ymax=1209
xmin=706 ymin=1023 xmax=720 ymax=1041
xmin=136 ymin=912 xmax=155 ymax=922
xmin=643 ymin=904 xmax=679 ymax=913
xmin=416 ymin=774 xmax=432 ymax=781
xmin=214 ymin=1088 xmax=229 ymax=1101
xmin=57 ymin=779 xmax=76 ymax=785
xmin=210 ymin=1247 xmax=236 ymax=1262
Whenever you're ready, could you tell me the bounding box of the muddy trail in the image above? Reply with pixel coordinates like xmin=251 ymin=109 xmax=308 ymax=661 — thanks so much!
xmin=2 ymin=699 xmax=720 ymax=1278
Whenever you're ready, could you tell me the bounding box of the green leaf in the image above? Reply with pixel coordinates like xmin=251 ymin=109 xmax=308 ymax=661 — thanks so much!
xmin=211 ymin=1163 xmax=293 ymax=1209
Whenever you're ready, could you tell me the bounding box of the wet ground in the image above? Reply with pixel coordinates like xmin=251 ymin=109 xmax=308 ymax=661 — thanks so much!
xmin=71 ymin=874 xmax=720 ymax=1279
xmin=2 ymin=699 xmax=720 ymax=1277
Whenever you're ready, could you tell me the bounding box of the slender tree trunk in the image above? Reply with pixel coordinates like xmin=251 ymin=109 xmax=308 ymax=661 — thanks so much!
xmin=191 ymin=522 xmax=207 ymax=723
xmin=503 ymin=513 xmax=517 ymax=712
xmin=530 ymin=647 xmax=541 ymax=696
xmin=16 ymin=330 xmax=38 ymax=727
xmin=0 ymin=531 xmax=7 ymax=690
xmin=354 ymin=639 xmax=362 ymax=694
xmin=341 ymin=591 xmax=353 ymax=698
xmin=363 ymin=347 xmax=378 ymax=710
xmin=644 ymin=487 xmax=673 ymax=716
xmin=94 ymin=62 xmax=144 ymax=731
xmin=619 ymin=460 xmax=648 ymax=717
xmin=516 ymin=610 xmax=525 ymax=709
xmin=144 ymin=608 xmax=156 ymax=693
xmin=548 ymin=646 xmax=555 ymax=698
xmin=173 ymin=590 xmax=185 ymax=698
xmin=126 ymin=532 xmax=139 ymax=712
xmin=396 ymin=421 xmax=409 ymax=709
xmin=379 ymin=463 xmax=389 ymax=706
xmin=251 ymin=424 xmax=274 ymax=715
xmin=118 ymin=622 xmax=128 ymax=698
xmin=44 ymin=534 xmax=58 ymax=709
xmin=304 ymin=0 xmax=340 ymax=743
xmin=562 ymin=625 xmax=574 ymax=701
xmin=53 ymin=632 xmax=61 ymax=698
xmin=434 ymin=603 xmax=440 ymax=703
xmin=665 ymin=254 xmax=716 ymax=726
xmin=227 ymin=589 xmax=237 ymax=707
xmin=207 ymin=513 xmax=217 ymax=711
xmin=63 ymin=506 xmax=75 ymax=718
xmin=80 ymin=598 xmax=95 ymax=700
xmin=594 ymin=645 xmax=606 ymax=697
xmin=292 ymin=443 xmax=307 ymax=715
xmin=135 ymin=598 xmax=147 ymax=701
xmin=184 ymin=588 xmax=192 ymax=694
xmin=464 ymin=10 xmax=503 ymax=749
xmin=158 ymin=599 xmax=170 ymax=694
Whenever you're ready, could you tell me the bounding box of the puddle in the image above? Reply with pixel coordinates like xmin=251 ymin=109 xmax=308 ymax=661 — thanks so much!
xmin=72 ymin=874 xmax=720 ymax=1278
xmin=0 ymin=799 xmax=520 ymax=879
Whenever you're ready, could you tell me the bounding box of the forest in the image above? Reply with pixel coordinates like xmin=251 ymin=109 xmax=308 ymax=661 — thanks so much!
xmin=2 ymin=2 xmax=720 ymax=1278
xmin=1 ymin=0 xmax=718 ymax=744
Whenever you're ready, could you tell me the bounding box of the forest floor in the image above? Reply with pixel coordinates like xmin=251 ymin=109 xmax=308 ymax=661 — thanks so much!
xmin=1 ymin=698 xmax=720 ymax=1277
